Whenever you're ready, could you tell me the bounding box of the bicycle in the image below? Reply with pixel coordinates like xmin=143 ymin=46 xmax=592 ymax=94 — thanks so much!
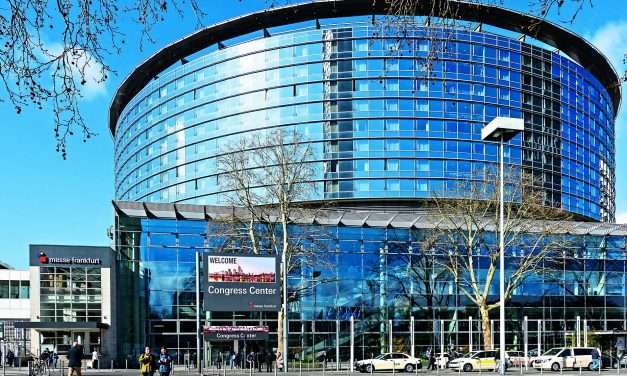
xmin=30 ymin=358 xmax=49 ymax=376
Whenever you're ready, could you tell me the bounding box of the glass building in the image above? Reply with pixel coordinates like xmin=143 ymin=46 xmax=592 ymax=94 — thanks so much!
xmin=110 ymin=3 xmax=619 ymax=222
xmin=114 ymin=201 xmax=627 ymax=363
xmin=108 ymin=0 xmax=623 ymax=365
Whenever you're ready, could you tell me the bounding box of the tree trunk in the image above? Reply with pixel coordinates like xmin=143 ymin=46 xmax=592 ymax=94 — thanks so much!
xmin=479 ymin=305 xmax=493 ymax=350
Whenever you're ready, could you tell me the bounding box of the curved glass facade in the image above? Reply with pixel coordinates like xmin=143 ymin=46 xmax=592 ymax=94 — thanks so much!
xmin=115 ymin=213 xmax=627 ymax=363
xmin=113 ymin=22 xmax=616 ymax=222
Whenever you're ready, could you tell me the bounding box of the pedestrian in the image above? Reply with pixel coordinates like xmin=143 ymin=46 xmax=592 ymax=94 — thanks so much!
xmin=428 ymin=350 xmax=436 ymax=370
xmin=158 ymin=346 xmax=173 ymax=376
xmin=276 ymin=352 xmax=284 ymax=372
xmin=52 ymin=352 xmax=59 ymax=368
xmin=320 ymin=351 xmax=327 ymax=369
xmin=91 ymin=349 xmax=99 ymax=369
xmin=216 ymin=352 xmax=223 ymax=370
xmin=67 ymin=342 xmax=82 ymax=376
xmin=139 ymin=346 xmax=155 ymax=376
xmin=41 ymin=348 xmax=50 ymax=364
xmin=7 ymin=350 xmax=15 ymax=367
xmin=230 ymin=352 xmax=236 ymax=369
xmin=265 ymin=350 xmax=274 ymax=372
xmin=247 ymin=351 xmax=255 ymax=370
xmin=591 ymin=348 xmax=600 ymax=370
xmin=256 ymin=350 xmax=263 ymax=372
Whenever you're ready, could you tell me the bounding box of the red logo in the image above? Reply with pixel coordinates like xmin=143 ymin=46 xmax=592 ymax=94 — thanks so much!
xmin=38 ymin=251 xmax=48 ymax=264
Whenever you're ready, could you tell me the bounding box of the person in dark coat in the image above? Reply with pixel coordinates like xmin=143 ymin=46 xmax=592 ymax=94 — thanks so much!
xmin=428 ymin=350 xmax=437 ymax=370
xmin=256 ymin=351 xmax=263 ymax=372
xmin=265 ymin=351 xmax=274 ymax=372
xmin=67 ymin=342 xmax=83 ymax=376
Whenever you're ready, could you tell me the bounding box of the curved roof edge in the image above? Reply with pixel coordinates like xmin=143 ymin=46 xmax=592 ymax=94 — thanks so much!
xmin=113 ymin=201 xmax=627 ymax=235
xmin=109 ymin=0 xmax=622 ymax=136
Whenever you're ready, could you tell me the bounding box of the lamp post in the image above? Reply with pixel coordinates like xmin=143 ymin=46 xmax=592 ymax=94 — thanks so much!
xmin=312 ymin=270 xmax=321 ymax=363
xmin=481 ymin=117 xmax=523 ymax=376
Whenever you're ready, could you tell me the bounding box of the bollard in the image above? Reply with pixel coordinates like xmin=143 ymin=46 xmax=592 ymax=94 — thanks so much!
xmin=299 ymin=360 xmax=302 ymax=376
xmin=126 ymin=359 xmax=128 ymax=369
xmin=111 ymin=359 xmax=114 ymax=372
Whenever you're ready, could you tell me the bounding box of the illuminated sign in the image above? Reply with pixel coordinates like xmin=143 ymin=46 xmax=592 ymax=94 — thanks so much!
xmin=203 ymin=254 xmax=280 ymax=312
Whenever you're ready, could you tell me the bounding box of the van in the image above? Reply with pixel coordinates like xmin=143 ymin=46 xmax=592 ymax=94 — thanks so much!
xmin=532 ymin=347 xmax=601 ymax=371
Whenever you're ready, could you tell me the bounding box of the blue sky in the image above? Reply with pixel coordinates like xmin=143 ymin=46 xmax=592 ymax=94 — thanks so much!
xmin=1 ymin=0 xmax=627 ymax=269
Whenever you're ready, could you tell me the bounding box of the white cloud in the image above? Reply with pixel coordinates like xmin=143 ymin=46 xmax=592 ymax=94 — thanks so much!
xmin=44 ymin=43 xmax=108 ymax=100
xmin=589 ymin=22 xmax=627 ymax=68
xmin=587 ymin=22 xmax=627 ymax=137
xmin=616 ymin=212 xmax=627 ymax=224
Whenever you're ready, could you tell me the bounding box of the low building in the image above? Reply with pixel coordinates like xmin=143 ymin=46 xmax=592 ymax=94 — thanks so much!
xmin=0 ymin=263 xmax=31 ymax=359
xmin=16 ymin=245 xmax=117 ymax=364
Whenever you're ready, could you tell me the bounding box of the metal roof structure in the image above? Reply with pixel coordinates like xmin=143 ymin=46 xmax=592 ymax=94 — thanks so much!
xmin=113 ymin=201 xmax=627 ymax=236
xmin=109 ymin=0 xmax=622 ymax=136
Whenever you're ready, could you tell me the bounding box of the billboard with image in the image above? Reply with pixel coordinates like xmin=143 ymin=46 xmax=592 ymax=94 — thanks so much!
xmin=203 ymin=254 xmax=280 ymax=311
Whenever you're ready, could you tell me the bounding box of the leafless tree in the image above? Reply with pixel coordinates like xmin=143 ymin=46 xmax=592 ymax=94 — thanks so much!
xmin=0 ymin=0 xmax=205 ymax=158
xmin=1 ymin=0 xmax=620 ymax=157
xmin=216 ymin=128 xmax=333 ymax=360
xmin=420 ymin=169 xmax=573 ymax=349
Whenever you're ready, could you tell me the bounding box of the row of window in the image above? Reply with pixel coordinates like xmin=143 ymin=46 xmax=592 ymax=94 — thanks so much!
xmin=0 ymin=280 xmax=29 ymax=299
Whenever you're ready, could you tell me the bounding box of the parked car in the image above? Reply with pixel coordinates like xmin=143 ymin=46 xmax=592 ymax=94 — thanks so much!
xmin=506 ymin=351 xmax=526 ymax=367
xmin=532 ymin=347 xmax=601 ymax=371
xmin=436 ymin=351 xmax=464 ymax=368
xmin=526 ymin=348 xmax=540 ymax=367
xmin=448 ymin=350 xmax=498 ymax=372
xmin=354 ymin=352 xmax=422 ymax=373
xmin=600 ymin=354 xmax=619 ymax=369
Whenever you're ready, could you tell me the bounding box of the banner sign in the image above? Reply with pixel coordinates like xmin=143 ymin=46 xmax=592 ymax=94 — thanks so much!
xmin=203 ymin=325 xmax=269 ymax=341
xmin=203 ymin=254 xmax=281 ymax=311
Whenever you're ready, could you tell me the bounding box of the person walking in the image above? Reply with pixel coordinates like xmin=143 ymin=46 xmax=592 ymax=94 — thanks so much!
xmin=230 ymin=352 xmax=236 ymax=369
xmin=139 ymin=346 xmax=155 ymax=376
xmin=7 ymin=350 xmax=15 ymax=367
xmin=216 ymin=352 xmax=223 ymax=370
xmin=428 ymin=350 xmax=437 ymax=371
xmin=91 ymin=349 xmax=99 ymax=369
xmin=591 ymin=348 xmax=600 ymax=371
xmin=276 ymin=352 xmax=284 ymax=372
xmin=256 ymin=350 xmax=263 ymax=372
xmin=158 ymin=347 xmax=173 ymax=376
xmin=265 ymin=350 xmax=274 ymax=372
xmin=67 ymin=342 xmax=83 ymax=376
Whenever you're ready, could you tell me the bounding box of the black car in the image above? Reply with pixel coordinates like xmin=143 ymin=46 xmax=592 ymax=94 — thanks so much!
xmin=600 ymin=354 xmax=619 ymax=369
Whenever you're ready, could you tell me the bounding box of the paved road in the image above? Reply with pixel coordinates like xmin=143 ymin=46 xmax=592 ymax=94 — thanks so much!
xmin=1 ymin=369 xmax=626 ymax=376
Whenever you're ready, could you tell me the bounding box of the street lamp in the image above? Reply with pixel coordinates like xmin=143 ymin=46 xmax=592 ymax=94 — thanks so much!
xmin=481 ymin=117 xmax=523 ymax=375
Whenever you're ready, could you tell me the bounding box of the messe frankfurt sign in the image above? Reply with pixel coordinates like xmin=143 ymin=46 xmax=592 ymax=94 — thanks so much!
xmin=29 ymin=244 xmax=112 ymax=268
xmin=38 ymin=251 xmax=101 ymax=265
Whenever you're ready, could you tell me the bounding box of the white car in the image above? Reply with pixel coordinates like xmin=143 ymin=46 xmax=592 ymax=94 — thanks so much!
xmin=448 ymin=350 xmax=498 ymax=372
xmin=354 ymin=353 xmax=422 ymax=373
xmin=533 ymin=347 xmax=601 ymax=371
